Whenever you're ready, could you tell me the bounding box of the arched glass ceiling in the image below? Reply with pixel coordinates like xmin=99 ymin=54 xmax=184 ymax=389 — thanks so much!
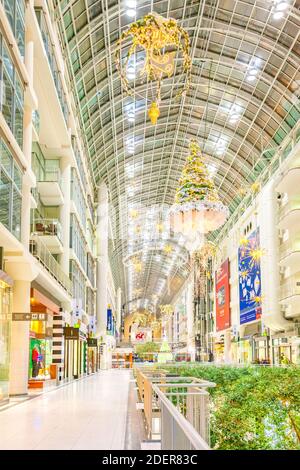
xmin=52 ymin=0 xmax=300 ymax=312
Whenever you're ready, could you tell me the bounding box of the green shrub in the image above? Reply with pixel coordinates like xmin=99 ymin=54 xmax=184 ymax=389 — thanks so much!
xmin=163 ymin=365 xmax=300 ymax=450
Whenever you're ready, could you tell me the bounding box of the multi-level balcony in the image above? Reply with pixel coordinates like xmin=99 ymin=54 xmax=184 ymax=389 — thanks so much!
xmin=278 ymin=199 xmax=300 ymax=230
xmin=279 ymin=273 xmax=300 ymax=318
xmin=276 ymin=167 xmax=300 ymax=197
xmin=37 ymin=166 xmax=64 ymax=206
xmin=29 ymin=236 xmax=72 ymax=296
xmin=279 ymin=238 xmax=300 ymax=272
xmin=31 ymin=218 xmax=63 ymax=254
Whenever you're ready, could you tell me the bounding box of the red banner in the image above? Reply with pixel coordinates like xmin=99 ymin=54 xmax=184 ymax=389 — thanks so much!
xmin=215 ymin=259 xmax=230 ymax=331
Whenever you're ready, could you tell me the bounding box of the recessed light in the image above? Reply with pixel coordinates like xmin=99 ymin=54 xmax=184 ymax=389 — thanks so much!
xmin=248 ymin=69 xmax=258 ymax=76
xmin=246 ymin=74 xmax=256 ymax=82
xmin=126 ymin=9 xmax=136 ymax=18
xmin=273 ymin=11 xmax=284 ymax=19
xmin=276 ymin=2 xmax=288 ymax=11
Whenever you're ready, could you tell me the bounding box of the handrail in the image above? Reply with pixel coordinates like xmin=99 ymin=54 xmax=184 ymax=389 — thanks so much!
xmin=29 ymin=235 xmax=72 ymax=295
xmin=152 ymin=383 xmax=210 ymax=450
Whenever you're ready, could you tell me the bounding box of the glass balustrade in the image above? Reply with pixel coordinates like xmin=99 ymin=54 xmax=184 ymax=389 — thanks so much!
xmin=31 ymin=218 xmax=62 ymax=243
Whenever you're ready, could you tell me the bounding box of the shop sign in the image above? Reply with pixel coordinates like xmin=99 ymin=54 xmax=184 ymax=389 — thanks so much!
xmin=87 ymin=338 xmax=98 ymax=347
xmin=12 ymin=312 xmax=48 ymax=321
xmin=63 ymin=327 xmax=79 ymax=339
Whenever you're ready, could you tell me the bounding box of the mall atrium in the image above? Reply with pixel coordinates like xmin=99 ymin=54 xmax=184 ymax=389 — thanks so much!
xmin=0 ymin=0 xmax=300 ymax=452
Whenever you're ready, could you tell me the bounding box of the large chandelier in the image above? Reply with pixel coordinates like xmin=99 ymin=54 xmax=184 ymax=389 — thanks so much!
xmin=170 ymin=140 xmax=229 ymax=250
xmin=115 ymin=12 xmax=191 ymax=124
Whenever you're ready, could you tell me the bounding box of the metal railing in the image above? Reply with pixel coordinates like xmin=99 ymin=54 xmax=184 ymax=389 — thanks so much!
xmin=153 ymin=384 xmax=211 ymax=450
xmin=280 ymin=274 xmax=300 ymax=300
xmin=29 ymin=236 xmax=72 ymax=295
xmin=134 ymin=366 xmax=215 ymax=449
xmin=31 ymin=218 xmax=62 ymax=243
xmin=279 ymin=239 xmax=300 ymax=261
xmin=278 ymin=200 xmax=300 ymax=222
xmin=41 ymin=167 xmax=62 ymax=185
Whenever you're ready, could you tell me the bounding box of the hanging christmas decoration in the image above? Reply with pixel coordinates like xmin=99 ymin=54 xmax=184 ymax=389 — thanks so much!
xmin=115 ymin=12 xmax=192 ymax=125
xmin=159 ymin=304 xmax=174 ymax=318
xmin=169 ymin=140 xmax=229 ymax=250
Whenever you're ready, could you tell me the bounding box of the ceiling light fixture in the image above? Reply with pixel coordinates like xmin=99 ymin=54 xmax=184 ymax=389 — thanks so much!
xmin=126 ymin=9 xmax=136 ymax=18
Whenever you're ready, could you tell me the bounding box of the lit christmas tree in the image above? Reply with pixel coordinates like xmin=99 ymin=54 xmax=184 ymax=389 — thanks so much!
xmin=175 ymin=140 xmax=219 ymax=204
xmin=157 ymin=339 xmax=173 ymax=363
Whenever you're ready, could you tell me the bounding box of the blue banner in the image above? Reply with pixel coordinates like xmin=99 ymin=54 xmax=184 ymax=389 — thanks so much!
xmin=107 ymin=308 xmax=112 ymax=333
xmin=238 ymin=228 xmax=262 ymax=324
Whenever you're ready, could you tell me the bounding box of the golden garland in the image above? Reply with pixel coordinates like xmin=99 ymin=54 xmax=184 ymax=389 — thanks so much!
xmin=115 ymin=12 xmax=191 ymax=124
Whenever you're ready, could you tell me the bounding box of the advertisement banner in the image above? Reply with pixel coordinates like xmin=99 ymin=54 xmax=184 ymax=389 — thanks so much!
xmin=238 ymin=228 xmax=262 ymax=324
xmin=215 ymin=259 xmax=230 ymax=331
xmin=107 ymin=308 xmax=112 ymax=333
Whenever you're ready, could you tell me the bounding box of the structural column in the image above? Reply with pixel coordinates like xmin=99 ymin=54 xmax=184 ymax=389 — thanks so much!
xmin=116 ymin=287 xmax=122 ymax=339
xmin=60 ymin=157 xmax=71 ymax=275
xmin=52 ymin=309 xmax=65 ymax=382
xmin=187 ymin=276 xmax=195 ymax=361
xmin=258 ymin=180 xmax=290 ymax=332
xmin=9 ymin=281 xmax=31 ymax=395
xmin=96 ymin=182 xmax=109 ymax=339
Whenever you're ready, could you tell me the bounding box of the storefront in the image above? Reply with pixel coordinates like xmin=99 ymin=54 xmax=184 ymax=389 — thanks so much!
xmin=271 ymin=334 xmax=300 ymax=365
xmin=253 ymin=336 xmax=270 ymax=364
xmin=28 ymin=288 xmax=59 ymax=388
xmin=0 ymin=269 xmax=13 ymax=405
xmin=64 ymin=326 xmax=86 ymax=379
xmin=112 ymin=348 xmax=133 ymax=368
xmin=87 ymin=337 xmax=98 ymax=374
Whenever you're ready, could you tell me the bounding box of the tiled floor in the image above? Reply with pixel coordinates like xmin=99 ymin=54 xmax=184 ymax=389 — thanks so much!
xmin=0 ymin=370 xmax=131 ymax=450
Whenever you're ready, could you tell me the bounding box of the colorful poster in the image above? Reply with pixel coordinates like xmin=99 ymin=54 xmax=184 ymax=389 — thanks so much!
xmin=238 ymin=228 xmax=262 ymax=324
xmin=107 ymin=308 xmax=112 ymax=333
xmin=215 ymin=259 xmax=230 ymax=331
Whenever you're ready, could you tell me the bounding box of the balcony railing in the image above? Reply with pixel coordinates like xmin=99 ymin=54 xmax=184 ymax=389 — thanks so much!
xmin=40 ymin=167 xmax=62 ymax=185
xmin=29 ymin=236 xmax=72 ymax=295
xmin=279 ymin=239 xmax=300 ymax=260
xmin=278 ymin=200 xmax=300 ymax=222
xmin=280 ymin=274 xmax=300 ymax=300
xmin=31 ymin=218 xmax=62 ymax=243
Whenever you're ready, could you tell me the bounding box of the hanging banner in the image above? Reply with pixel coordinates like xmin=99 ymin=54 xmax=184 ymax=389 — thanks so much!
xmin=238 ymin=228 xmax=262 ymax=324
xmin=215 ymin=259 xmax=230 ymax=331
xmin=107 ymin=308 xmax=112 ymax=333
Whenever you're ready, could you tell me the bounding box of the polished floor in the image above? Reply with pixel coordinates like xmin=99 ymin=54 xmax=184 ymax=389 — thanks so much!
xmin=0 ymin=370 xmax=134 ymax=450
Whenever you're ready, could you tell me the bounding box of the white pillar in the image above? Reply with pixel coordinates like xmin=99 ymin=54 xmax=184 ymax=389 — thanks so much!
xmin=187 ymin=277 xmax=195 ymax=359
xmin=60 ymin=157 xmax=71 ymax=274
xmin=9 ymin=281 xmax=31 ymax=395
xmin=96 ymin=182 xmax=108 ymax=339
xmin=258 ymin=181 xmax=290 ymax=331
xmin=116 ymin=287 xmax=122 ymax=337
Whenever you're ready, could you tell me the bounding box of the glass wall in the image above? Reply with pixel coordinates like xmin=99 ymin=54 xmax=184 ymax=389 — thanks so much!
xmin=0 ymin=279 xmax=12 ymax=404
xmin=0 ymin=34 xmax=24 ymax=148
xmin=86 ymin=285 xmax=95 ymax=316
xmin=71 ymin=168 xmax=86 ymax=228
xmin=70 ymin=214 xmax=86 ymax=272
xmin=0 ymin=139 xmax=22 ymax=239
xmin=1 ymin=0 xmax=25 ymax=58
xmin=34 ymin=8 xmax=69 ymax=125
xmin=69 ymin=260 xmax=86 ymax=311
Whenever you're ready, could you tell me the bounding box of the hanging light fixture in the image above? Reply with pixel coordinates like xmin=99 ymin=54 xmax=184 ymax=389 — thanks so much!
xmin=169 ymin=140 xmax=229 ymax=250
xmin=115 ymin=12 xmax=192 ymax=125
